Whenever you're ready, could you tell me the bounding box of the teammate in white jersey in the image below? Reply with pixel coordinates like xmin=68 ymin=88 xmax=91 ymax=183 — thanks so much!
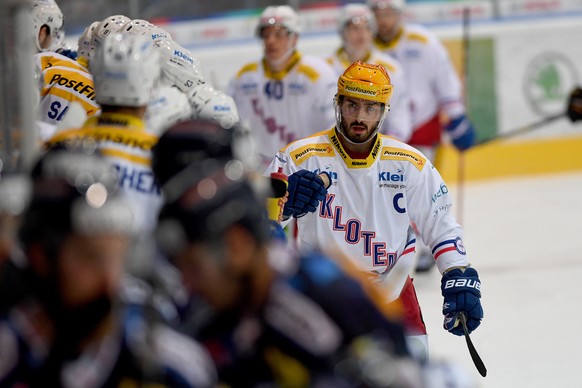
xmin=327 ymin=3 xmax=412 ymax=143
xmin=228 ymin=5 xmax=337 ymax=167
xmin=267 ymin=62 xmax=483 ymax=361
xmin=368 ymin=0 xmax=477 ymax=272
xmin=47 ymin=33 xmax=163 ymax=234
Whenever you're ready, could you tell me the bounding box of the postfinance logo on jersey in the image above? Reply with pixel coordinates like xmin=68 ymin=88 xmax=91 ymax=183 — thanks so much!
xmin=380 ymin=147 xmax=425 ymax=171
xmin=48 ymin=73 xmax=96 ymax=100
xmin=291 ymin=144 xmax=334 ymax=165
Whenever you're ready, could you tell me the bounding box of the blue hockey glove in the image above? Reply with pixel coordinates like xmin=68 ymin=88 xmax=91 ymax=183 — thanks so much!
xmin=283 ymin=170 xmax=329 ymax=219
xmin=441 ymin=267 xmax=483 ymax=336
xmin=446 ymin=115 xmax=475 ymax=151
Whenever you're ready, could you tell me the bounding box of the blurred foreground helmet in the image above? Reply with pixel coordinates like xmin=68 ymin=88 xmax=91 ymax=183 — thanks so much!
xmin=155 ymin=40 xmax=205 ymax=95
xmin=92 ymin=15 xmax=131 ymax=49
xmin=154 ymin=120 xmax=268 ymax=256
xmin=32 ymin=0 xmax=64 ymax=51
xmin=77 ymin=21 xmax=100 ymax=67
xmin=121 ymin=19 xmax=172 ymax=47
xmin=19 ymin=148 xmax=134 ymax=250
xmin=338 ymin=4 xmax=377 ymax=34
xmin=145 ymin=85 xmax=193 ymax=136
xmin=367 ymin=0 xmax=406 ymax=11
xmin=256 ymin=5 xmax=301 ymax=37
xmin=152 ymin=119 xmax=257 ymax=189
xmin=90 ymin=33 xmax=161 ymax=107
xmin=189 ymin=84 xmax=240 ymax=129
xmin=0 ymin=175 xmax=32 ymax=217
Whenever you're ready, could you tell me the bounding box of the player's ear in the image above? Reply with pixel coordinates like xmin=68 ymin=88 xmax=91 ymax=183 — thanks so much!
xmin=223 ymin=225 xmax=257 ymax=273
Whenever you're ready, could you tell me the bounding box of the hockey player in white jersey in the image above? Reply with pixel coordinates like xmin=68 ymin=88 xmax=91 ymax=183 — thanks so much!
xmin=228 ymin=5 xmax=338 ymax=167
xmin=47 ymin=33 xmax=163 ymax=234
xmin=33 ymin=13 xmax=134 ymax=140
xmin=368 ymin=0 xmax=476 ymax=272
xmin=328 ymin=3 xmax=412 ymax=143
xmin=267 ymin=62 xmax=483 ymax=361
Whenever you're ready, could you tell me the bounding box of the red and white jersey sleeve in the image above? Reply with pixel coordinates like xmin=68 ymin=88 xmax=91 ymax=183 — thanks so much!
xmin=228 ymin=52 xmax=337 ymax=167
xmin=326 ymin=49 xmax=412 ymax=143
xmin=267 ymin=129 xmax=469 ymax=300
xmin=373 ymin=24 xmax=465 ymax=129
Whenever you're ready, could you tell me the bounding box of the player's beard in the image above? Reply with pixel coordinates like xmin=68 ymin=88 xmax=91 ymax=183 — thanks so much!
xmin=343 ymin=119 xmax=377 ymax=144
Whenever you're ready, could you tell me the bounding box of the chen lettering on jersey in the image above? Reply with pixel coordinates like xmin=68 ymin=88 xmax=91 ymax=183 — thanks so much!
xmin=114 ymin=164 xmax=160 ymax=195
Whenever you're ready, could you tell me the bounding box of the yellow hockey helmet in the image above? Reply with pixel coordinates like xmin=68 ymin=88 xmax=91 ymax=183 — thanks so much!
xmin=337 ymin=61 xmax=393 ymax=105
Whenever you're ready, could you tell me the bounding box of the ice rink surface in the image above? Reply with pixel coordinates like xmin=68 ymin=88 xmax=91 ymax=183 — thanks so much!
xmin=414 ymin=171 xmax=582 ymax=387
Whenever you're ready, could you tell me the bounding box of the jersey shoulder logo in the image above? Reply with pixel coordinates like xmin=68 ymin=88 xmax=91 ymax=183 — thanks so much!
xmin=380 ymin=147 xmax=426 ymax=171
xmin=236 ymin=62 xmax=259 ymax=78
xmin=296 ymin=63 xmax=320 ymax=83
xmin=406 ymin=31 xmax=429 ymax=44
xmin=290 ymin=143 xmax=334 ymax=166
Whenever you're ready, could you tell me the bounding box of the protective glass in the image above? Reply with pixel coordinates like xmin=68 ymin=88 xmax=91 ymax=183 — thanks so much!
xmin=340 ymin=99 xmax=384 ymax=120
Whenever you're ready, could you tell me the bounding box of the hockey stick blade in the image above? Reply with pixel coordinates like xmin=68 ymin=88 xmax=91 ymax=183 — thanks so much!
xmin=459 ymin=312 xmax=487 ymax=377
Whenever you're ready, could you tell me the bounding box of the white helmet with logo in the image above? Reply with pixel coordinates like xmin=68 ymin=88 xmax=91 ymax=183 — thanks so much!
xmin=77 ymin=21 xmax=100 ymax=66
xmin=32 ymin=0 xmax=64 ymax=51
xmin=189 ymin=84 xmax=239 ymax=129
xmin=121 ymin=20 xmax=172 ymax=47
xmin=338 ymin=4 xmax=377 ymax=34
xmin=256 ymin=5 xmax=301 ymax=37
xmin=93 ymin=15 xmax=131 ymax=50
xmin=367 ymin=0 xmax=406 ymax=11
xmin=90 ymin=33 xmax=161 ymax=107
xmin=145 ymin=85 xmax=193 ymax=136
xmin=155 ymin=40 xmax=205 ymax=95
xmin=120 ymin=19 xmax=151 ymax=36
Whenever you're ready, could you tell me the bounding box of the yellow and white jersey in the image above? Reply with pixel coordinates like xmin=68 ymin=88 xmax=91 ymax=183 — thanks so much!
xmin=228 ymin=52 xmax=337 ymax=167
xmin=373 ymin=24 xmax=465 ymax=131
xmin=34 ymin=52 xmax=101 ymax=140
xmin=46 ymin=113 xmax=161 ymax=233
xmin=267 ymin=128 xmax=468 ymax=300
xmin=326 ymin=48 xmax=412 ymax=143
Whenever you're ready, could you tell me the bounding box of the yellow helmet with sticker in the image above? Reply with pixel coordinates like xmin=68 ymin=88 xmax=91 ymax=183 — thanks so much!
xmin=337 ymin=61 xmax=393 ymax=105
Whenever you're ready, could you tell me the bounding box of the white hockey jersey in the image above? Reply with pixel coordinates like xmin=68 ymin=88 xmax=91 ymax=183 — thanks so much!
xmin=34 ymin=52 xmax=101 ymax=141
xmin=228 ymin=52 xmax=337 ymax=167
xmin=326 ymin=48 xmax=412 ymax=143
xmin=373 ymin=24 xmax=465 ymax=147
xmin=268 ymin=128 xmax=469 ymax=301
xmin=47 ymin=113 xmax=162 ymax=234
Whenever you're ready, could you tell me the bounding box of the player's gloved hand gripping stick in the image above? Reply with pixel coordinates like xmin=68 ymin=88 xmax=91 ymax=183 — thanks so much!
xmin=441 ymin=266 xmax=487 ymax=376
xmin=283 ymin=170 xmax=331 ymax=219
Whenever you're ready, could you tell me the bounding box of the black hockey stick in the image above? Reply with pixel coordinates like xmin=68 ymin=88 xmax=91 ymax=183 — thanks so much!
xmin=458 ymin=312 xmax=487 ymax=377
xmin=474 ymin=112 xmax=565 ymax=147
